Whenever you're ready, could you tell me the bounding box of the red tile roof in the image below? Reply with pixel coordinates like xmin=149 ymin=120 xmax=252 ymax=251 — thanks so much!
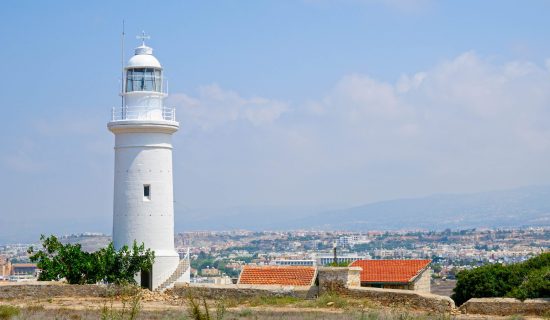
xmin=238 ymin=266 xmax=316 ymax=286
xmin=350 ymin=259 xmax=431 ymax=284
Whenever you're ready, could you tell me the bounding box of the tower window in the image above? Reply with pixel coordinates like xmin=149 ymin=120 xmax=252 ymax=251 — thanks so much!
xmin=143 ymin=185 xmax=151 ymax=200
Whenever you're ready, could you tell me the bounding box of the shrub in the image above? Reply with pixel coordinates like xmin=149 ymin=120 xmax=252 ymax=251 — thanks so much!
xmin=326 ymin=261 xmax=351 ymax=267
xmin=510 ymin=266 xmax=550 ymax=300
xmin=237 ymin=308 xmax=253 ymax=317
xmin=452 ymin=252 xmax=550 ymax=305
xmin=28 ymin=234 xmax=154 ymax=285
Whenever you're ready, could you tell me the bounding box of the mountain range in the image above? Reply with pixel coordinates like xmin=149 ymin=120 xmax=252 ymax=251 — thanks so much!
xmin=176 ymin=185 xmax=550 ymax=231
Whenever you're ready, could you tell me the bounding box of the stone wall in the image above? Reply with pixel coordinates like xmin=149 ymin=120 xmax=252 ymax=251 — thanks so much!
xmin=460 ymin=298 xmax=550 ymax=316
xmin=171 ymin=283 xmax=317 ymax=300
xmin=317 ymin=267 xmax=361 ymax=294
xmin=412 ymin=268 xmax=431 ymax=293
xmin=316 ymin=267 xmax=454 ymax=313
xmin=346 ymin=287 xmax=455 ymax=313
xmin=0 ymin=283 xmax=123 ymax=300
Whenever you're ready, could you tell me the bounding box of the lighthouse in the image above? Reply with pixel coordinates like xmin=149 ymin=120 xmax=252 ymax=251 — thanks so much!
xmin=108 ymin=33 xmax=187 ymax=290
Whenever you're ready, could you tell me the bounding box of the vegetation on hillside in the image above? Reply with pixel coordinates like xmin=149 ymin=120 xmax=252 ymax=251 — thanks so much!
xmin=452 ymin=252 xmax=550 ymax=305
xmin=327 ymin=261 xmax=351 ymax=267
xmin=191 ymin=251 xmax=242 ymax=277
xmin=28 ymin=235 xmax=154 ymax=285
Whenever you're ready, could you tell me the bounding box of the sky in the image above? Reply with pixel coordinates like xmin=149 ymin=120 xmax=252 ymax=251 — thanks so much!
xmin=1 ymin=1 xmax=550 ymax=242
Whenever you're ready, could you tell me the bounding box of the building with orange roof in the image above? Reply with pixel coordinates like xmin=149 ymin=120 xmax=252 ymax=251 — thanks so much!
xmin=349 ymin=259 xmax=431 ymax=292
xmin=238 ymin=265 xmax=317 ymax=286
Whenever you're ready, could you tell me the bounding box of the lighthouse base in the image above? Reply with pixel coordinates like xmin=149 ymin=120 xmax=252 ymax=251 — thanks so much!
xmin=139 ymin=250 xmax=179 ymax=291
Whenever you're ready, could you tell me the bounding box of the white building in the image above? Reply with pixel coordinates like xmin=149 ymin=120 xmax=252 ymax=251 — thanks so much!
xmin=272 ymin=259 xmax=315 ymax=266
xmin=315 ymin=253 xmax=367 ymax=266
xmin=108 ymin=33 xmax=189 ymax=290
xmin=338 ymin=235 xmax=371 ymax=247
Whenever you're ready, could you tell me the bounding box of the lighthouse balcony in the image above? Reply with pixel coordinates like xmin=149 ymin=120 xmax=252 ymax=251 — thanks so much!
xmin=111 ymin=106 xmax=176 ymax=122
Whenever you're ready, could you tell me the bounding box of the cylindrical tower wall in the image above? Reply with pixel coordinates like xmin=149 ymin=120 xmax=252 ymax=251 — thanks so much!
xmin=112 ymin=131 xmax=177 ymax=256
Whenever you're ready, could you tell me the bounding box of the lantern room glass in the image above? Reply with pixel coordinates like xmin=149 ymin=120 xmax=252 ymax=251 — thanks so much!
xmin=126 ymin=68 xmax=162 ymax=92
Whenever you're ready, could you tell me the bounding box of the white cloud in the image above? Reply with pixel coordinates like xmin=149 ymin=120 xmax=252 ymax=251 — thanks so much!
xmin=167 ymin=84 xmax=288 ymax=130
xmin=167 ymin=52 xmax=550 ymax=207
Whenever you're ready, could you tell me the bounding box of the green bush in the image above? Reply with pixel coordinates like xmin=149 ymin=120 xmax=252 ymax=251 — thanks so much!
xmin=452 ymin=253 xmax=550 ymax=305
xmin=510 ymin=266 xmax=550 ymax=300
xmin=28 ymin=234 xmax=154 ymax=285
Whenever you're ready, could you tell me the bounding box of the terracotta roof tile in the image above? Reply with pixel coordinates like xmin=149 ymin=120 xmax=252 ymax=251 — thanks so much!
xmin=350 ymin=259 xmax=431 ymax=284
xmin=238 ymin=266 xmax=316 ymax=286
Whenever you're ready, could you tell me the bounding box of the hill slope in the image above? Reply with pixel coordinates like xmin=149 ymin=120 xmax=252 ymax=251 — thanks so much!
xmin=303 ymin=185 xmax=550 ymax=230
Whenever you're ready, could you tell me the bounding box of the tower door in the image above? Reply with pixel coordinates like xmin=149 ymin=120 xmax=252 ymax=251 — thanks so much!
xmin=140 ymin=268 xmax=152 ymax=290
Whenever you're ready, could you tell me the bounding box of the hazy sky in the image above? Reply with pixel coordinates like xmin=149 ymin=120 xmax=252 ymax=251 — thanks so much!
xmin=2 ymin=1 xmax=550 ymax=242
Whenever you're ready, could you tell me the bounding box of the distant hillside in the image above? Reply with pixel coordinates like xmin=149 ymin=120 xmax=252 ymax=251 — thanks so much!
xmin=302 ymin=185 xmax=550 ymax=230
xmin=178 ymin=185 xmax=550 ymax=231
xmin=3 ymin=186 xmax=550 ymax=244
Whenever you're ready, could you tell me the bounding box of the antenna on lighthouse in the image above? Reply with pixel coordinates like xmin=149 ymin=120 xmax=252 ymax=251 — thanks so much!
xmin=120 ymin=20 xmax=125 ymax=108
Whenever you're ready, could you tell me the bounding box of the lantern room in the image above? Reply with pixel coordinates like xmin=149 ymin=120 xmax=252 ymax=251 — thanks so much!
xmin=111 ymin=32 xmax=174 ymax=122
xmin=125 ymin=41 xmax=164 ymax=94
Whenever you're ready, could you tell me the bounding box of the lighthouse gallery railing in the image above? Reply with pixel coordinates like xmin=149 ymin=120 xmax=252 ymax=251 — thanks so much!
xmin=111 ymin=106 xmax=176 ymax=122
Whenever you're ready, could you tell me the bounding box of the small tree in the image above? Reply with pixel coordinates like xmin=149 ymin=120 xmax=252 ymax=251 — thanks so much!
xmin=98 ymin=242 xmax=155 ymax=285
xmin=28 ymin=235 xmax=154 ymax=285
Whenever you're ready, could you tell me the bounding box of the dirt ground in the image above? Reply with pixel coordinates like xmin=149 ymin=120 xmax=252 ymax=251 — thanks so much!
xmin=431 ymin=280 xmax=457 ymax=297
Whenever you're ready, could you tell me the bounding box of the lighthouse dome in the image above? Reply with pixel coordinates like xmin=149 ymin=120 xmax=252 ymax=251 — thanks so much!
xmin=127 ymin=45 xmax=161 ymax=69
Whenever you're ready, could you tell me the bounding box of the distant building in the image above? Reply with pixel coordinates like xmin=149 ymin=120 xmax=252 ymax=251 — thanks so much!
xmin=0 ymin=258 xmax=11 ymax=280
xmin=11 ymin=263 xmax=38 ymax=277
xmin=338 ymin=235 xmax=371 ymax=247
xmin=272 ymin=253 xmax=368 ymax=267
xmin=201 ymin=267 xmax=221 ymax=276
xmin=272 ymin=259 xmax=315 ymax=266
xmin=350 ymin=259 xmax=431 ymax=292
xmin=316 ymin=253 xmax=365 ymax=266
xmin=211 ymin=276 xmax=233 ymax=285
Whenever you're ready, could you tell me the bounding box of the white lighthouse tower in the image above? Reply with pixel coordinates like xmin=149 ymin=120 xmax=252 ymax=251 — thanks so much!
xmin=108 ymin=33 xmax=188 ymax=290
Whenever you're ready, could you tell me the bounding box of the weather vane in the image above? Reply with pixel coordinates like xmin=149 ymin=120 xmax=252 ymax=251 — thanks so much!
xmin=136 ymin=31 xmax=150 ymax=46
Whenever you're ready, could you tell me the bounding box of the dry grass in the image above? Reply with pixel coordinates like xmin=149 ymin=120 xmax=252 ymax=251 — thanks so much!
xmin=0 ymin=305 xmax=20 ymax=320
xmin=0 ymin=288 xmax=460 ymax=320
xmin=100 ymin=285 xmax=142 ymax=320
xmin=0 ymin=304 xmax=469 ymax=320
